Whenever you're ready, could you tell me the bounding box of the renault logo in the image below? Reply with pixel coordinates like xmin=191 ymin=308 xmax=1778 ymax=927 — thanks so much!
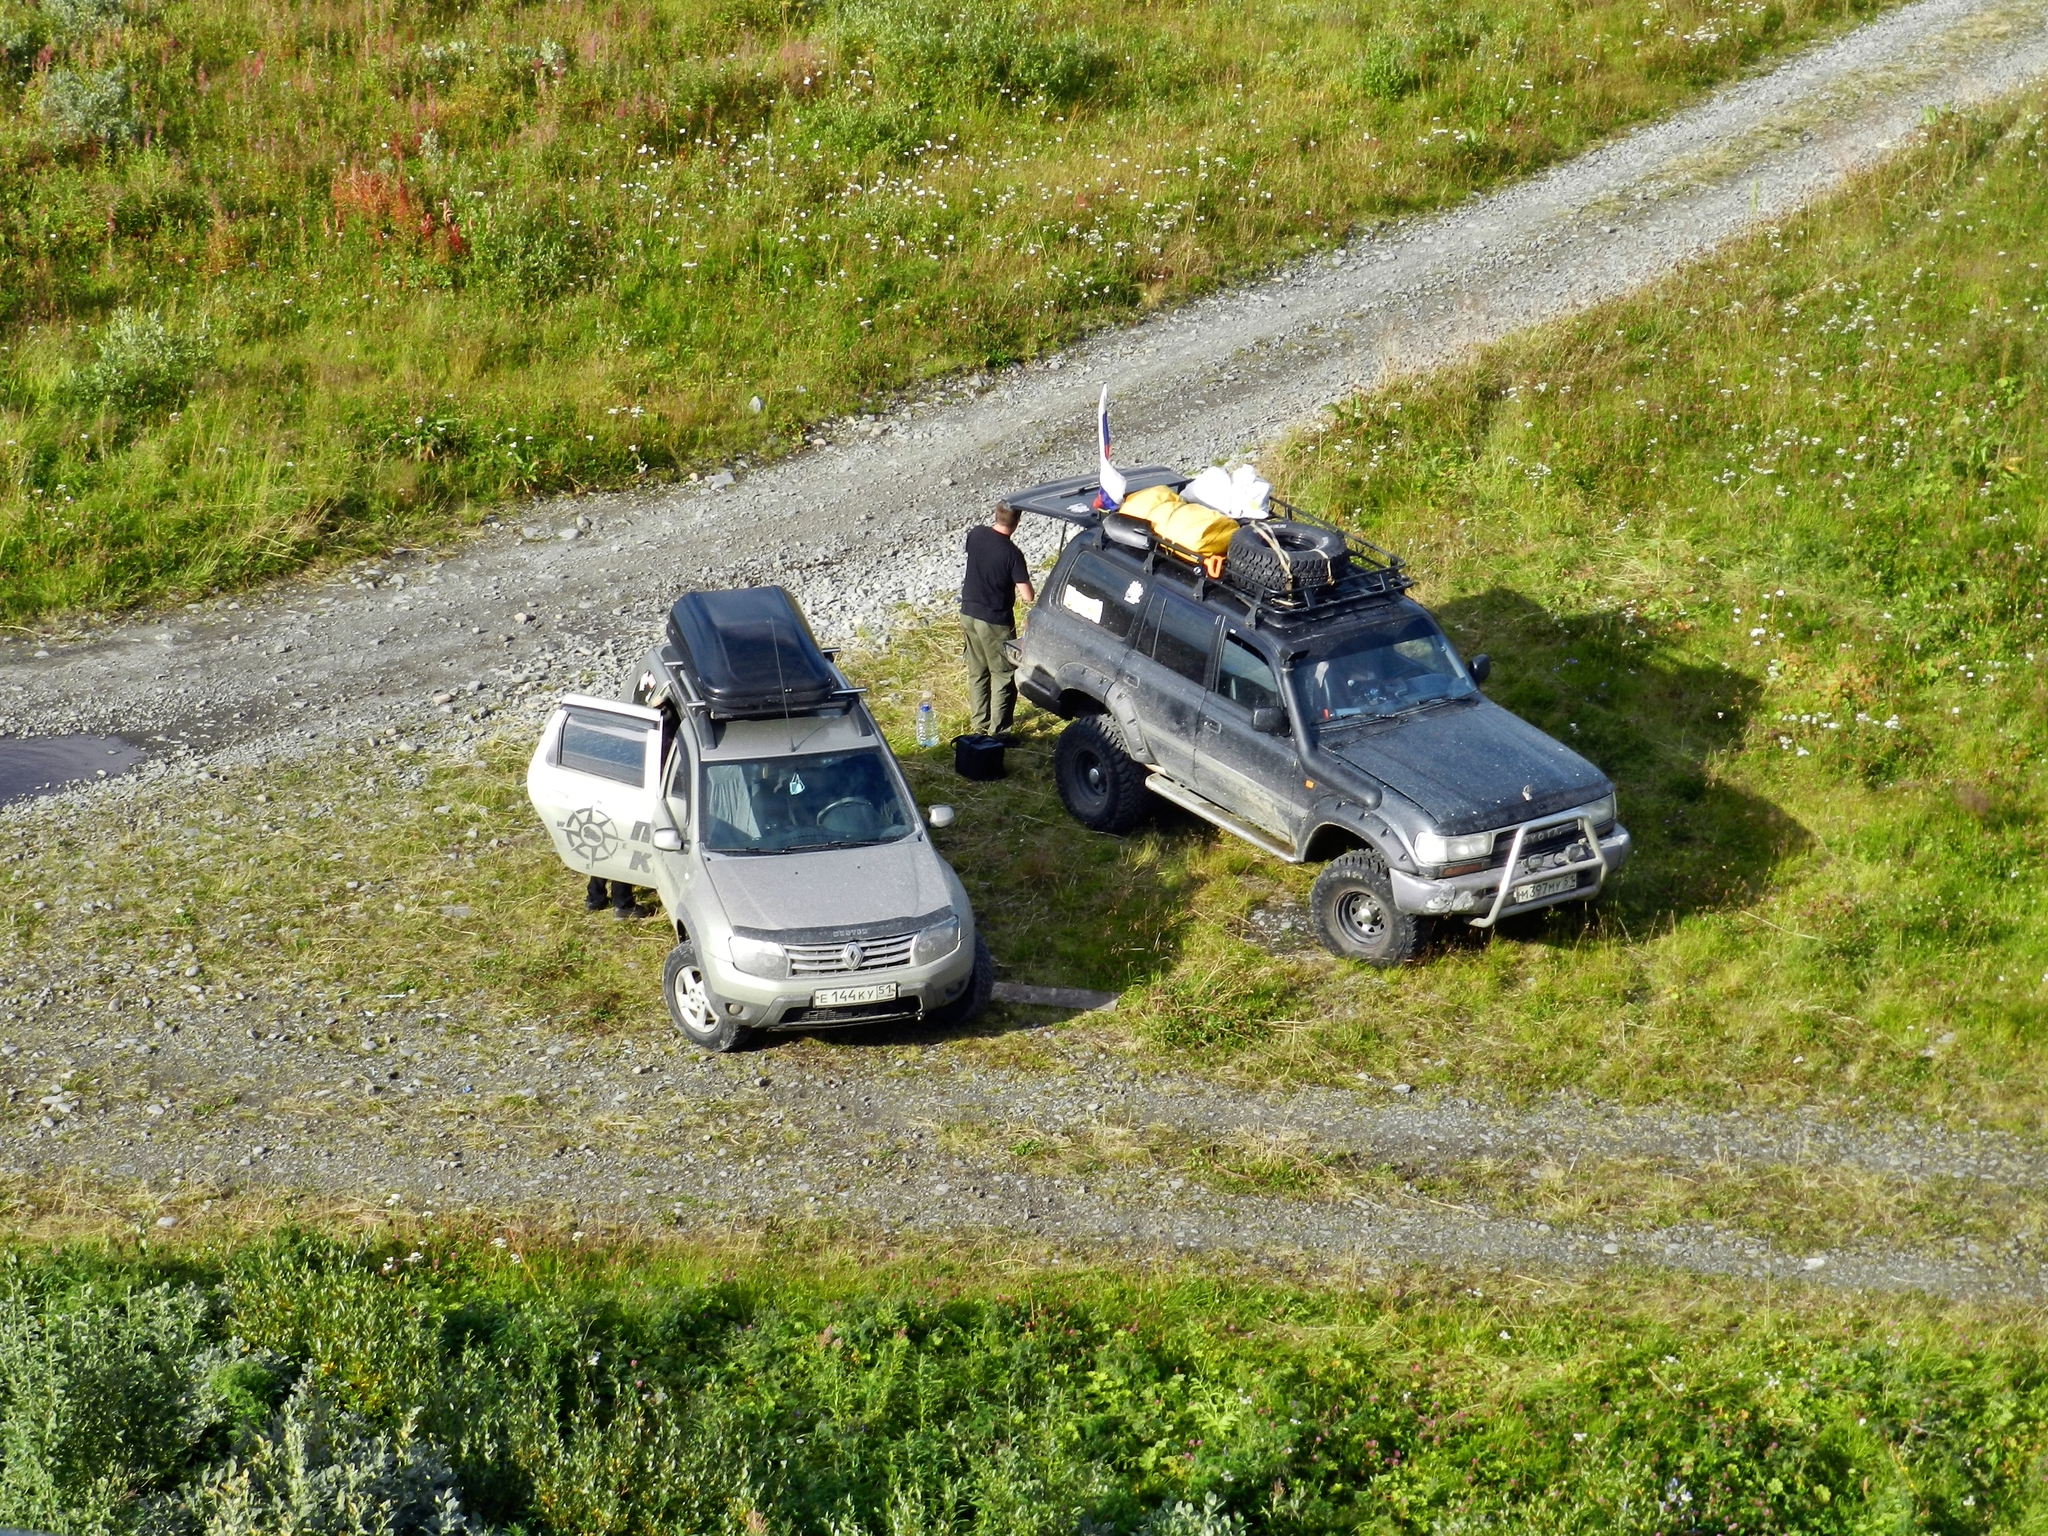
xmin=841 ymin=942 xmax=865 ymax=970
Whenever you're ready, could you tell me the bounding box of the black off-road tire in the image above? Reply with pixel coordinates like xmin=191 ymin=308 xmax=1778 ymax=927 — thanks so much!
xmin=926 ymin=933 xmax=995 ymax=1028
xmin=1224 ymin=520 xmax=1350 ymax=598
xmin=1310 ymin=850 xmax=1427 ymax=966
xmin=664 ymin=941 xmax=753 ymax=1052
xmin=1054 ymin=716 xmax=1148 ymax=834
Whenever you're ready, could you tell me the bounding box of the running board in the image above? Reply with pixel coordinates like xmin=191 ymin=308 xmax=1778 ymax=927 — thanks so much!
xmin=1144 ymin=773 xmax=1300 ymax=862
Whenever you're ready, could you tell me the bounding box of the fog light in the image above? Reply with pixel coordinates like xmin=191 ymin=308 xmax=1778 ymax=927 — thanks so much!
xmin=725 ymin=1002 xmax=743 ymax=1016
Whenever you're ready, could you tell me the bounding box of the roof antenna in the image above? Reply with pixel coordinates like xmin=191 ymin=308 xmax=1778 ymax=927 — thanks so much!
xmin=773 ymin=618 xmax=795 ymax=753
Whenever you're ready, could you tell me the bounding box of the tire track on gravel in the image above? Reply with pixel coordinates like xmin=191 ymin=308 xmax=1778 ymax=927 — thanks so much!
xmin=9 ymin=1011 xmax=2046 ymax=1298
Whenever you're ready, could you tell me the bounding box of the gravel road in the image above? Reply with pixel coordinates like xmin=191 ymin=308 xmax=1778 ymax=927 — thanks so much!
xmin=4 ymin=996 xmax=2043 ymax=1299
xmin=6 ymin=0 xmax=2048 ymax=1297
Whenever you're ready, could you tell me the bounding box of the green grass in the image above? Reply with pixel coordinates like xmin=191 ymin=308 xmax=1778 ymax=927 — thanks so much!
xmin=0 ymin=0 xmax=1889 ymax=622
xmin=3 ymin=1227 xmax=2048 ymax=1534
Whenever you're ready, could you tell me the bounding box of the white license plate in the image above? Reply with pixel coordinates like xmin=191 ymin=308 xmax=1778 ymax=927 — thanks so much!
xmin=812 ymin=981 xmax=899 ymax=1007
xmin=1512 ymin=873 xmax=1579 ymax=904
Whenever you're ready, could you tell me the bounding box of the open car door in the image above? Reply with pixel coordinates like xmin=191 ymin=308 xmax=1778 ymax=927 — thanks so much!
xmin=527 ymin=696 xmax=665 ymax=885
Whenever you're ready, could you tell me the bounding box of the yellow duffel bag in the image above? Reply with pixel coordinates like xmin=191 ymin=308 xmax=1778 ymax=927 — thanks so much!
xmin=1119 ymin=484 xmax=1237 ymax=573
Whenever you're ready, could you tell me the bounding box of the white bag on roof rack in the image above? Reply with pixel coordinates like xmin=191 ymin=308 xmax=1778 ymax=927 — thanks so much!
xmin=1183 ymin=463 xmax=1272 ymax=519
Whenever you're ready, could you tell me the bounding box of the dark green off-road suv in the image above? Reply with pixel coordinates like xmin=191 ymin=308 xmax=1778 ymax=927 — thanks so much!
xmin=1006 ymin=468 xmax=1631 ymax=964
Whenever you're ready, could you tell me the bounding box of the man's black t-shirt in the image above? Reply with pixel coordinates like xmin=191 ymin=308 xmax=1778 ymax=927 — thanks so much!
xmin=960 ymin=525 xmax=1029 ymax=627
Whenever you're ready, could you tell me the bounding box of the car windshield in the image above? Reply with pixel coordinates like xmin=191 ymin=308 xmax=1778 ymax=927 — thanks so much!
xmin=1298 ymin=614 xmax=1476 ymax=723
xmin=700 ymin=749 xmax=915 ymax=853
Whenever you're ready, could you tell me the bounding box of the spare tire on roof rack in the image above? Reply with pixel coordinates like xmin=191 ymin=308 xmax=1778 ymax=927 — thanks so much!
xmin=1224 ymin=520 xmax=1350 ymax=599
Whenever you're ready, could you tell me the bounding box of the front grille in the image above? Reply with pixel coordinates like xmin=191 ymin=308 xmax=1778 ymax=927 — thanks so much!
xmin=1486 ymin=815 xmax=1614 ymax=868
xmin=780 ymin=999 xmax=921 ymax=1026
xmin=786 ymin=932 xmax=917 ymax=976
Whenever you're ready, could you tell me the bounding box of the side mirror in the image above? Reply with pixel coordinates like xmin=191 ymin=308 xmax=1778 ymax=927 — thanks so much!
xmin=1250 ymin=706 xmax=1290 ymax=736
xmin=927 ymin=804 xmax=956 ymax=829
xmin=1469 ymin=654 xmax=1492 ymax=685
xmin=652 ymin=826 xmax=684 ymax=852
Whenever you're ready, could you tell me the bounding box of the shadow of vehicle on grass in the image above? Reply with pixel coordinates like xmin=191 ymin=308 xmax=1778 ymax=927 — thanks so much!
xmin=1425 ymin=587 xmax=1809 ymax=954
xmin=753 ymin=732 xmax=1207 ymax=1053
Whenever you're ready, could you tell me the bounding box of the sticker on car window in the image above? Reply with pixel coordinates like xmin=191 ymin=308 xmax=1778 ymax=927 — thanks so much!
xmin=1124 ymin=580 xmax=1144 ymax=604
xmin=1062 ymin=586 xmax=1105 ymax=623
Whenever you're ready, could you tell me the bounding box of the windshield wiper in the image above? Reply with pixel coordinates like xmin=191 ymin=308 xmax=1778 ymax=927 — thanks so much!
xmin=1393 ymin=691 xmax=1475 ymax=717
xmin=1316 ymin=693 xmax=1475 ymax=729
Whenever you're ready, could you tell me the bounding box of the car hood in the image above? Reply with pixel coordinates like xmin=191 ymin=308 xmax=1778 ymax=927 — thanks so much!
xmin=1314 ymin=698 xmax=1610 ymax=836
xmin=705 ymin=839 xmax=954 ymax=941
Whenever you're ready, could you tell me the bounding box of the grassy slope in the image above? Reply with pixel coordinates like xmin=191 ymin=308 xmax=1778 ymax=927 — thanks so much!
xmin=2 ymin=1229 xmax=2046 ymax=1534
xmin=0 ymin=0 xmax=1885 ymax=622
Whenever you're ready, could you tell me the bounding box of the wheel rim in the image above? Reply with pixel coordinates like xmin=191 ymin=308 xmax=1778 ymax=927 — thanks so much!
xmin=673 ymin=963 xmax=715 ymax=1035
xmin=1073 ymin=749 xmax=1108 ymax=809
xmin=1336 ymin=889 xmax=1387 ymax=948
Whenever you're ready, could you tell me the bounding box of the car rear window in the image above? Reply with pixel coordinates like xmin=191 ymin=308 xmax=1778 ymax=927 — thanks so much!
xmin=1058 ymin=551 xmax=1144 ymax=639
xmin=559 ymin=710 xmax=651 ymax=786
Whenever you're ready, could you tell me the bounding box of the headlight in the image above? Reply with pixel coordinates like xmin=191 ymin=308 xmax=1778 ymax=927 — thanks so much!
xmin=1412 ymin=829 xmax=1495 ymax=865
xmin=727 ymin=935 xmax=790 ymax=979
xmin=1583 ymin=792 xmax=1617 ymax=827
xmin=911 ymin=915 xmax=963 ymax=966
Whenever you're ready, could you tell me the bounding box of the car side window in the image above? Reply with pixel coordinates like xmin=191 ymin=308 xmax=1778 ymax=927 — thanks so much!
xmin=1140 ymin=592 xmax=1220 ymax=687
xmin=558 ymin=710 xmax=651 ymax=786
xmin=1215 ymin=634 xmax=1282 ymax=711
xmin=666 ymin=742 xmax=691 ymax=806
xmin=1059 ymin=551 xmax=1144 ymax=639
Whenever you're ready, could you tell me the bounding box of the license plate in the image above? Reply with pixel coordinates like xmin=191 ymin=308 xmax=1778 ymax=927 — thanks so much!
xmin=812 ymin=981 xmax=898 ymax=1007
xmin=1512 ymin=873 xmax=1579 ymax=904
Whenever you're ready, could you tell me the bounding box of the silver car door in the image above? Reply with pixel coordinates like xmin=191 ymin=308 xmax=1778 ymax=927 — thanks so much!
xmin=526 ymin=695 xmax=665 ymax=886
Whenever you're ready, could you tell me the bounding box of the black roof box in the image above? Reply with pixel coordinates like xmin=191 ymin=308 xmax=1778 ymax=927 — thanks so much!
xmin=665 ymin=586 xmax=840 ymax=718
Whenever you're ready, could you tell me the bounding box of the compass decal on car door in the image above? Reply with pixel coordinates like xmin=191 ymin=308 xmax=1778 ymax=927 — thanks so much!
xmin=560 ymin=806 xmax=622 ymax=867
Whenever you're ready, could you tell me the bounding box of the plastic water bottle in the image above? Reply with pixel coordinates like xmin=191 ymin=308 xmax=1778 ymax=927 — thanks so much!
xmin=915 ymin=695 xmax=940 ymax=748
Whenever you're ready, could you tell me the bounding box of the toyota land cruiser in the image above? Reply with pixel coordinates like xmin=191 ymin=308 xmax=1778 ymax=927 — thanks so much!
xmin=1007 ymin=469 xmax=1631 ymax=964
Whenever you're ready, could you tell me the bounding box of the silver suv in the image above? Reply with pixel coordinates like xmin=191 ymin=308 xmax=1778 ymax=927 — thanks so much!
xmin=527 ymin=586 xmax=991 ymax=1051
xmin=1008 ymin=469 xmax=1631 ymax=964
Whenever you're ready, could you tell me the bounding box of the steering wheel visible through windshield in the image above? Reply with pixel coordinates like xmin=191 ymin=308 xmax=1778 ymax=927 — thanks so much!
xmin=1300 ymin=614 xmax=1477 ymax=723
xmin=700 ymin=749 xmax=915 ymax=852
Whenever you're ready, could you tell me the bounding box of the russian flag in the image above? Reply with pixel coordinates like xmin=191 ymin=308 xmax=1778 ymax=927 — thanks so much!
xmin=1093 ymin=385 xmax=1127 ymax=511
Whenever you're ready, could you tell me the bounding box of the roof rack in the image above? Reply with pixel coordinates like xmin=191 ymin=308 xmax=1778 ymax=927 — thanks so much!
xmin=1002 ymin=471 xmax=1412 ymax=619
xmin=664 ymin=586 xmax=855 ymax=721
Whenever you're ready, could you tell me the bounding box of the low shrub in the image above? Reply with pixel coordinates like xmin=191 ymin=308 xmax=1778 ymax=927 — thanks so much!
xmin=56 ymin=307 xmax=216 ymax=415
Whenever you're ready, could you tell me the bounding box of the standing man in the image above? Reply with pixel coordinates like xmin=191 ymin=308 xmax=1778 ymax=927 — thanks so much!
xmin=959 ymin=504 xmax=1036 ymax=741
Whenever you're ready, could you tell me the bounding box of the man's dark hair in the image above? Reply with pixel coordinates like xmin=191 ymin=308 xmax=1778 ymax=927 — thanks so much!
xmin=991 ymin=504 xmax=1021 ymax=532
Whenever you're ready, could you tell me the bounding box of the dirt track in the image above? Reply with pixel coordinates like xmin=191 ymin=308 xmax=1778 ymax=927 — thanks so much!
xmin=7 ymin=0 xmax=2048 ymax=1296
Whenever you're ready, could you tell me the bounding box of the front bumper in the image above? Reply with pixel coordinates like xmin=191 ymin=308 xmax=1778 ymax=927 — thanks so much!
xmin=698 ymin=936 xmax=979 ymax=1030
xmin=1391 ymin=824 xmax=1631 ymax=923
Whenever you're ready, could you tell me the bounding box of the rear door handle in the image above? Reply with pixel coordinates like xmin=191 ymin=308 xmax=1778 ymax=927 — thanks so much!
xmin=1201 ymin=718 xmax=1222 ymax=734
